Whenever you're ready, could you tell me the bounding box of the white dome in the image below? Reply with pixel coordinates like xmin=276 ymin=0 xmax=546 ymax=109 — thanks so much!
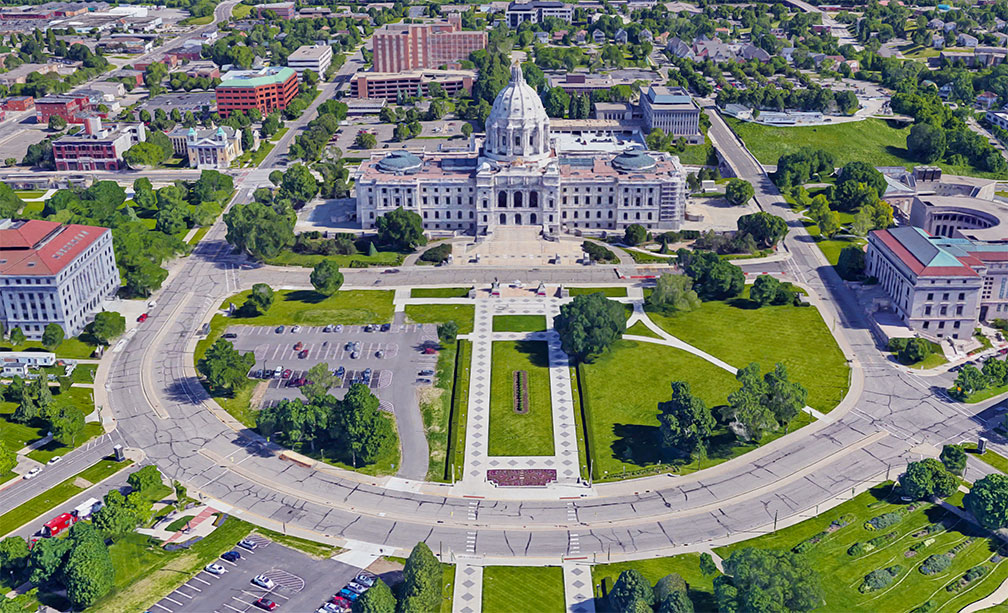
xmin=484 ymin=63 xmax=551 ymax=162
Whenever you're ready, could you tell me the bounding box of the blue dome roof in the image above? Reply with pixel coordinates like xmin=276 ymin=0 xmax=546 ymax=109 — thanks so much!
xmin=377 ymin=150 xmax=422 ymax=173
xmin=612 ymin=150 xmax=656 ymax=172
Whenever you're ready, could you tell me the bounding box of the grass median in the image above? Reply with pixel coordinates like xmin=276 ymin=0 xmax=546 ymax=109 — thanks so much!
xmin=489 ymin=340 xmax=554 ymax=456
xmin=483 ymin=566 xmax=565 ymax=613
xmin=492 ymin=315 xmax=547 ymax=333
xmin=405 ymin=304 xmax=475 ymax=334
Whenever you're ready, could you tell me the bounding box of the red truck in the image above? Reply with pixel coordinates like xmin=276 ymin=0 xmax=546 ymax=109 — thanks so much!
xmin=42 ymin=512 xmax=77 ymax=537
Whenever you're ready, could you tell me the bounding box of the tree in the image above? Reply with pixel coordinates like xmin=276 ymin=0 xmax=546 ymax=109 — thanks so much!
xmin=197 ymin=339 xmax=255 ymax=394
xmin=49 ymin=405 xmax=85 ymax=446
xmin=727 ymin=363 xmax=776 ymax=442
xmin=658 ymin=381 xmax=715 ymax=461
xmin=63 ymin=524 xmax=114 ymax=608
xmin=836 ymin=161 xmax=886 ymax=199
xmin=375 ymin=207 xmax=426 ymax=251
xmin=437 ymin=321 xmax=459 ymax=346
xmin=47 ymin=114 xmax=67 ymax=131
xmin=543 ymin=86 xmax=571 ymax=117
xmin=984 ymin=357 xmax=1008 ymax=388
xmin=737 ymin=212 xmax=788 ymax=248
xmin=725 ymin=178 xmax=755 ymax=206
xmin=123 ymin=141 xmax=168 ymax=168
xmin=645 ymin=274 xmax=700 ymax=314
xmin=763 ymin=362 xmax=807 ymax=424
xmin=749 ymin=274 xmax=792 ymax=307
xmin=553 ymin=293 xmax=627 ymax=362
xmin=27 ymin=535 xmax=69 ymax=585
xmin=89 ymin=311 xmax=125 ymax=344
xmin=461 ymin=122 xmax=473 ymax=138
xmin=352 ymin=578 xmax=395 ymax=613
xmin=902 ymin=458 xmax=957 ymax=500
xmin=244 ymin=283 xmax=274 ymax=315
xmin=941 ymin=444 xmax=967 ymax=476
xmin=301 ymin=362 xmax=337 ymax=401
xmin=836 ymin=245 xmax=865 ymax=281
xmin=0 ymin=536 xmax=29 ymax=573
xmin=653 ymin=574 xmax=688 ymax=604
xmin=966 ymin=473 xmax=1008 ymax=530
xmin=8 ymin=327 xmax=24 ymax=346
xmin=907 ymin=122 xmax=946 ymax=163
xmin=93 ymin=490 xmax=138 ymax=536
xmin=608 ymin=569 xmax=654 ymax=612
xmin=400 ymin=542 xmax=442 ymax=612
xmin=715 ymin=548 xmax=821 ymax=613
xmin=354 ymin=131 xmax=377 ymax=149
xmin=899 ymin=338 xmax=932 ymax=365
xmin=128 ymin=465 xmax=163 ymax=497
xmin=280 ymin=163 xmax=319 ymax=206
xmin=699 ymin=552 xmax=717 ymax=576
xmin=624 ymin=224 xmax=647 ymax=246
xmin=679 ymin=251 xmax=744 ymax=300
xmin=310 ymin=260 xmax=344 ymax=296
xmin=658 ymin=590 xmax=694 ymax=613
xmin=224 ymin=201 xmax=295 ymax=261
xmin=951 ymin=364 xmax=987 ymax=399
xmin=338 ymin=383 xmax=394 ymax=466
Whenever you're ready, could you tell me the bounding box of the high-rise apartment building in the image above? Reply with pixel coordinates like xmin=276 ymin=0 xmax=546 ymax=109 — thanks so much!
xmin=371 ymin=16 xmax=487 ymax=73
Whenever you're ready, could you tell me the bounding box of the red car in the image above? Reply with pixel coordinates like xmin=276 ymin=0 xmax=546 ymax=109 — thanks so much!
xmin=293 ymin=342 xmax=303 ymax=351
xmin=255 ymin=598 xmax=278 ymax=611
xmin=422 ymin=347 xmax=437 ymax=355
xmin=137 ymin=313 xmax=148 ymax=323
xmin=281 ymin=369 xmax=292 ymax=379
xmin=299 ymin=349 xmax=309 ymax=358
xmin=331 ymin=596 xmax=351 ymax=609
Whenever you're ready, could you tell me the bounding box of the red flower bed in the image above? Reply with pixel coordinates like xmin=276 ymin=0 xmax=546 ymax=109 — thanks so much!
xmin=487 ymin=469 xmax=557 ymax=487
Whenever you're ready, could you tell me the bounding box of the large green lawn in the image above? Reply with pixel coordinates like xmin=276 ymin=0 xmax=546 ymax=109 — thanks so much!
xmin=711 ymin=484 xmax=1008 ymax=613
xmin=411 ymin=287 xmax=471 ymax=298
xmin=727 ymin=117 xmax=1007 ymax=180
xmin=483 ymin=566 xmax=565 ymax=613
xmin=405 ymin=304 xmax=475 ymax=334
xmin=646 ymin=287 xmax=849 ymax=413
xmin=489 ymin=341 xmax=554 ymax=456
xmin=492 ymin=315 xmax=547 ymax=332
xmin=0 ymin=336 xmax=98 ymax=359
xmin=593 ymin=553 xmax=717 ymax=612
xmin=265 ymin=250 xmax=403 ymax=269
xmin=218 ymin=289 xmax=394 ymax=327
xmin=567 ymin=287 xmax=628 ymax=297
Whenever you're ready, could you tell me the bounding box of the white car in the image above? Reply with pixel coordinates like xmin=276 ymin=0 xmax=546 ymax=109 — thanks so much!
xmin=252 ymin=574 xmax=276 ymax=590
xmin=291 ymin=325 xmax=302 ymax=333
xmin=204 ymin=563 xmax=227 ymax=575
xmin=47 ymin=456 xmax=62 ymax=465
xmin=22 ymin=467 xmax=41 ymax=480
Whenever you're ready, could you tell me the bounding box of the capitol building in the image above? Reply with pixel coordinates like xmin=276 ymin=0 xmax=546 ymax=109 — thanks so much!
xmin=354 ymin=64 xmax=686 ymax=235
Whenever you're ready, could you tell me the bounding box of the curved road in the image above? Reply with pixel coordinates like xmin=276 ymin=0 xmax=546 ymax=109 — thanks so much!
xmin=100 ymin=107 xmax=1008 ymax=563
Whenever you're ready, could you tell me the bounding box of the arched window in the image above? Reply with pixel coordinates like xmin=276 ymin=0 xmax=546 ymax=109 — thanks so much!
xmin=515 ymin=213 xmax=523 ymax=224
xmin=514 ymin=192 xmax=523 ymax=208
xmin=530 ymin=191 xmax=539 ymax=208
xmin=498 ymin=191 xmax=507 ymax=208
xmin=530 ymin=213 xmax=538 ymax=224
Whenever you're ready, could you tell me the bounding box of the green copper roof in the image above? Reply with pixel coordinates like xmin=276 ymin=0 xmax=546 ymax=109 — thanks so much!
xmin=612 ymin=150 xmax=656 ymax=172
xmin=218 ymin=67 xmax=295 ymax=88
xmin=377 ymin=150 xmax=422 ymax=173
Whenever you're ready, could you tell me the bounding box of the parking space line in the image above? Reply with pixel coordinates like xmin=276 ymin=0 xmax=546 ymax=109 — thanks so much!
xmin=193 ymin=575 xmax=212 ymax=585
xmin=222 ymin=602 xmax=245 ymax=612
xmin=173 ymin=590 xmax=194 ymax=599
xmin=162 ymin=596 xmax=183 ymax=606
xmin=151 ymin=602 xmax=172 ymax=612
xmin=186 ymin=581 xmax=204 ymax=590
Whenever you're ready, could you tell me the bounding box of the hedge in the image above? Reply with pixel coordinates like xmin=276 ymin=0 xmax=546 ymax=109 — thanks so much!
xmin=920 ymin=554 xmax=953 ymax=575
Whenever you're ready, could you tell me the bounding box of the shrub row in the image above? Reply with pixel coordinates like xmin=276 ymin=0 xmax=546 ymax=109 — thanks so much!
xmin=946 ymin=564 xmax=990 ymax=593
xmin=920 ymin=553 xmax=953 ymax=575
xmin=913 ymin=524 xmax=944 ymax=538
xmin=582 ymin=241 xmax=618 ymax=263
xmin=865 ymin=509 xmax=908 ymax=531
xmin=792 ymin=531 xmax=828 ymax=554
xmin=860 ymin=565 xmax=903 ymax=593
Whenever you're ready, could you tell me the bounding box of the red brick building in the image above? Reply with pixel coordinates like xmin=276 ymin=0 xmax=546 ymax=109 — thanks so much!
xmin=215 ymin=66 xmax=298 ymax=117
xmin=371 ymin=16 xmax=487 ymax=73
xmin=2 ymin=96 xmax=34 ymax=111
xmin=256 ymin=2 xmax=295 ymax=19
xmin=52 ymin=118 xmax=145 ymax=171
xmin=35 ymin=94 xmax=91 ymax=125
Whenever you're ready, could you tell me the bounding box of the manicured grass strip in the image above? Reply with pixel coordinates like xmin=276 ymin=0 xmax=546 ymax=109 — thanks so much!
xmin=404 ymin=304 xmax=475 ymax=335
xmin=625 ymin=321 xmax=662 ymax=339
xmin=96 ymin=516 xmax=254 ymax=613
xmin=423 ymin=341 xmax=458 ymax=482
xmin=410 ymin=287 xmax=471 ymax=298
xmin=483 ymin=566 xmax=564 ymax=613
xmin=492 ymin=315 xmax=547 ymax=333
xmin=570 ymin=366 xmax=590 ymax=481
xmin=165 ymin=515 xmax=195 ymax=532
xmin=489 ymin=341 xmax=554 ymax=456
xmin=647 ymin=286 xmax=849 ymax=412
xmin=440 ymin=564 xmax=455 ymax=613
xmin=254 ymin=527 xmax=341 ymax=559
xmin=265 ymin=250 xmax=404 ymax=269
xmin=567 ymin=287 xmax=628 ymax=297
xmin=713 ymin=483 xmax=1008 ymax=613
xmin=0 ymin=336 xmax=98 ymax=359
xmin=978 ymin=449 xmax=1008 ymax=475
xmin=446 ymin=340 xmax=471 ymax=482
xmin=216 ymin=289 xmax=394 ymax=327
xmin=593 ymin=553 xmax=717 ymax=613
xmin=0 ymin=459 xmax=130 ymax=536
xmin=964 ymin=383 xmax=1008 ymax=404
xmin=186 ymin=225 xmax=211 ymax=247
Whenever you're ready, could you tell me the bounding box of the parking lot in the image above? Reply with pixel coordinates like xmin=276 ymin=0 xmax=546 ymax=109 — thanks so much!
xmin=225 ymin=323 xmax=440 ymax=410
xmin=150 ymin=533 xmax=362 ymax=613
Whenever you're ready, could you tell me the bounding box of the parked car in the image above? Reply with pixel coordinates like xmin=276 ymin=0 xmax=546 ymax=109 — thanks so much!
xmin=334 ymin=366 xmax=345 ymax=377
xmin=419 ymin=369 xmax=435 ymax=377
xmin=338 ymin=589 xmax=359 ymax=602
xmin=204 ymin=563 xmax=227 ymax=575
xmin=422 ymin=347 xmax=437 ymax=355
xmin=299 ymin=349 xmax=309 ymax=359
xmin=255 ymin=598 xmax=278 ymax=611
xmin=223 ymin=332 xmax=237 ymax=339
xmin=47 ymin=456 xmax=62 ymax=465
xmin=335 ymin=324 xmax=344 ymax=332
xmin=380 ymin=323 xmax=390 ymax=332
xmin=238 ymin=539 xmax=258 ymax=551
xmin=347 ymin=581 xmax=368 ymax=594
xmin=291 ymin=325 xmax=302 ymax=333
xmin=273 ymin=366 xmax=283 ymax=379
xmin=293 ymin=342 xmax=303 ymax=351
xmin=355 ymin=573 xmax=376 ymax=587
xmin=23 ymin=467 xmax=41 ymax=480
xmin=252 ymin=575 xmax=276 ymax=590
xmin=282 ymin=369 xmax=292 ymax=379
xmin=275 ymin=326 xmax=285 ymax=333
xmin=330 ymin=596 xmax=352 ymax=609
xmin=221 ymin=550 xmax=241 ymax=562
xmin=137 ymin=313 xmax=148 ymax=323
xmin=376 ymin=350 xmax=384 ymax=358
xmin=351 ymin=351 xmax=360 ymax=359
xmin=364 ymin=324 xmax=374 ymax=333
xmin=323 ymin=325 xmax=334 ymax=333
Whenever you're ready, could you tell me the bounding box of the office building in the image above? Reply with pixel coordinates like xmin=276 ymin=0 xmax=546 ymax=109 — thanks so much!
xmin=257 ymin=2 xmax=295 ymax=19
xmin=287 ymin=44 xmax=333 ymax=76
xmin=639 ymin=85 xmax=702 ymax=143
xmin=215 ymin=66 xmax=298 ymax=118
xmin=505 ymin=1 xmax=573 ymax=27
xmin=350 ymin=69 xmax=474 ymax=101
xmin=52 ymin=117 xmax=145 ymax=171
xmin=371 ymin=17 xmax=487 ymax=73
xmin=167 ymin=125 xmax=245 ymax=169
xmin=0 ymin=219 xmax=120 ymax=340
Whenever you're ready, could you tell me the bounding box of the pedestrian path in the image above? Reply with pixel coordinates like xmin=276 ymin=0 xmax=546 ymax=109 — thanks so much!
xmin=452 ymin=561 xmax=483 ymax=613
xmin=460 ymin=296 xmax=582 ymax=488
xmin=563 ymin=562 xmax=596 ymax=613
